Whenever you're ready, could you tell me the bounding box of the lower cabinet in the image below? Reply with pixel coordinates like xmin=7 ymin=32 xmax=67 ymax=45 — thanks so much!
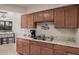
xmin=30 ymin=40 xmax=54 ymax=55
xmin=54 ymin=44 xmax=68 ymax=55
xmin=66 ymin=47 xmax=79 ymax=55
xmin=66 ymin=53 xmax=77 ymax=55
xmin=40 ymin=47 xmax=53 ymax=55
xmin=16 ymin=38 xmax=79 ymax=55
xmin=30 ymin=45 xmax=40 ymax=55
xmin=54 ymin=50 xmax=66 ymax=55
xmin=16 ymin=38 xmax=23 ymax=54
xmin=22 ymin=39 xmax=29 ymax=55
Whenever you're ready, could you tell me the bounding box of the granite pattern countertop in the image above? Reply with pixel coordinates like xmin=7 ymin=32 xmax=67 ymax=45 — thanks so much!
xmin=16 ymin=36 xmax=79 ymax=48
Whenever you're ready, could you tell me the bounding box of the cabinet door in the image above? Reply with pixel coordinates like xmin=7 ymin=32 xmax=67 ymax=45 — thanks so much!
xmin=67 ymin=46 xmax=79 ymax=55
xmin=54 ymin=44 xmax=67 ymax=55
xmin=22 ymin=40 xmax=29 ymax=55
xmin=50 ymin=9 xmax=54 ymax=21
xmin=30 ymin=45 xmax=40 ymax=55
xmin=65 ymin=5 xmax=77 ymax=28
xmin=66 ymin=52 xmax=78 ymax=55
xmin=77 ymin=5 xmax=79 ymax=28
xmin=54 ymin=49 xmax=66 ymax=55
xmin=16 ymin=39 xmax=23 ymax=54
xmin=43 ymin=10 xmax=54 ymax=21
xmin=27 ymin=14 xmax=34 ymax=28
xmin=34 ymin=12 xmax=44 ymax=22
xmin=54 ymin=7 xmax=65 ymax=28
xmin=40 ymin=47 xmax=53 ymax=55
xmin=33 ymin=13 xmax=38 ymax=22
xmin=21 ymin=15 xmax=28 ymax=28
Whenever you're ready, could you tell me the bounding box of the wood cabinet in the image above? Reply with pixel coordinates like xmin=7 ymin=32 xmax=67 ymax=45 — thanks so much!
xmin=77 ymin=5 xmax=79 ymax=27
xmin=65 ymin=5 xmax=78 ymax=28
xmin=67 ymin=46 xmax=79 ymax=55
xmin=40 ymin=47 xmax=53 ymax=55
xmin=54 ymin=5 xmax=79 ymax=28
xmin=66 ymin=52 xmax=79 ymax=55
xmin=21 ymin=15 xmax=28 ymax=28
xmin=30 ymin=40 xmax=41 ymax=55
xmin=54 ymin=44 xmax=79 ymax=55
xmin=16 ymin=39 xmax=30 ymax=55
xmin=40 ymin=42 xmax=53 ymax=55
xmin=16 ymin=38 xmax=23 ymax=54
xmin=30 ymin=45 xmax=40 ymax=55
xmin=43 ymin=9 xmax=54 ymax=21
xmin=16 ymin=38 xmax=54 ymax=55
xmin=21 ymin=14 xmax=34 ymax=28
xmin=54 ymin=49 xmax=66 ymax=55
xmin=34 ymin=12 xmax=44 ymax=22
xmin=30 ymin=40 xmax=53 ymax=55
xmin=22 ymin=39 xmax=29 ymax=55
xmin=40 ymin=42 xmax=53 ymax=49
xmin=54 ymin=44 xmax=68 ymax=55
xmin=34 ymin=10 xmax=54 ymax=22
xmin=27 ymin=14 xmax=34 ymax=28
xmin=16 ymin=38 xmax=79 ymax=55
xmin=54 ymin=7 xmax=65 ymax=28
xmin=21 ymin=5 xmax=79 ymax=29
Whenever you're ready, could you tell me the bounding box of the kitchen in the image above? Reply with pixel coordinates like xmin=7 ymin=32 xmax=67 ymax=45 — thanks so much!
xmin=16 ymin=4 xmax=79 ymax=55
xmin=0 ymin=4 xmax=79 ymax=55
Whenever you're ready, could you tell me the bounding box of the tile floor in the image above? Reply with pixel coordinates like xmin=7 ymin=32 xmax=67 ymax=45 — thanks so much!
xmin=0 ymin=43 xmax=17 ymax=55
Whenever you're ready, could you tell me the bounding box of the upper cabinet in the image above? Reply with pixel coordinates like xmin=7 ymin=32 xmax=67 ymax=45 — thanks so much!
xmin=54 ymin=5 xmax=79 ymax=28
xmin=21 ymin=14 xmax=34 ymax=28
xmin=65 ymin=5 xmax=78 ymax=28
xmin=54 ymin=7 xmax=65 ymax=28
xmin=34 ymin=9 xmax=54 ymax=22
xmin=21 ymin=5 xmax=79 ymax=29
xmin=43 ymin=9 xmax=54 ymax=21
xmin=33 ymin=11 xmax=44 ymax=22
xmin=21 ymin=14 xmax=28 ymax=28
xmin=27 ymin=14 xmax=34 ymax=28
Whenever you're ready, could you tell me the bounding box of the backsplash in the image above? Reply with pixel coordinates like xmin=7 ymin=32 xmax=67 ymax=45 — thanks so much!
xmin=36 ymin=22 xmax=76 ymax=38
xmin=19 ymin=22 xmax=77 ymax=42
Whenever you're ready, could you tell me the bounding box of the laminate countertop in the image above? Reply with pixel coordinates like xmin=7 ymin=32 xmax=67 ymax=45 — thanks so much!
xmin=16 ymin=36 xmax=79 ymax=48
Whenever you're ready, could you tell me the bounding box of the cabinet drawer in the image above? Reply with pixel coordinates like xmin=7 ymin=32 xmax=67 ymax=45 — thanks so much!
xmin=67 ymin=47 xmax=79 ymax=54
xmin=30 ymin=40 xmax=53 ymax=48
xmin=30 ymin=40 xmax=41 ymax=46
xmin=40 ymin=42 xmax=53 ymax=48
xmin=54 ymin=44 xmax=67 ymax=51
xmin=22 ymin=39 xmax=29 ymax=45
xmin=23 ymin=39 xmax=29 ymax=42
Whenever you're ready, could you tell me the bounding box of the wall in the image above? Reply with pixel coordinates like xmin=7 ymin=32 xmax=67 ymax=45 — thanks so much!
xmin=76 ymin=29 xmax=79 ymax=44
xmin=37 ymin=22 xmax=76 ymax=37
xmin=0 ymin=10 xmax=27 ymax=37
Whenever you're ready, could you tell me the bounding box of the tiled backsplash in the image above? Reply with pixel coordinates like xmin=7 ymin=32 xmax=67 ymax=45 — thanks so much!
xmin=36 ymin=22 xmax=76 ymax=38
xmin=20 ymin=22 xmax=76 ymax=38
xmin=19 ymin=22 xmax=78 ymax=43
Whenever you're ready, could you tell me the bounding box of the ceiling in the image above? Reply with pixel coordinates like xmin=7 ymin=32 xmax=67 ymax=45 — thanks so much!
xmin=0 ymin=4 xmax=69 ymax=14
xmin=15 ymin=4 xmax=36 ymax=8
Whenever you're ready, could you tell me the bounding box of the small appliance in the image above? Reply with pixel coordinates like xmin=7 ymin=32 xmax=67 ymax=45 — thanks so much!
xmin=30 ymin=29 xmax=36 ymax=39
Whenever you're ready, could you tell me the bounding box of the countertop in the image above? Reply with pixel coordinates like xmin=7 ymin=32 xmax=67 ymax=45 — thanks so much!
xmin=16 ymin=36 xmax=79 ymax=48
